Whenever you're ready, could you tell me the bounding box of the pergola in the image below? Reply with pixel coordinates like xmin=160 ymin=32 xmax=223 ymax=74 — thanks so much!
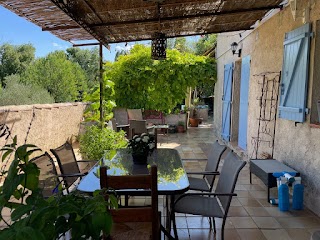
xmin=1 ymin=0 xmax=284 ymax=121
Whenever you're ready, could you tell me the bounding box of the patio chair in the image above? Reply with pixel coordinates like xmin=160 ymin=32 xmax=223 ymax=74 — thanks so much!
xmin=129 ymin=119 xmax=156 ymax=140
xmin=113 ymin=108 xmax=129 ymax=126
xmin=31 ymin=152 xmax=60 ymax=198
xmin=127 ymin=108 xmax=143 ymax=120
xmin=50 ymin=141 xmax=97 ymax=193
xmin=171 ymin=151 xmax=246 ymax=240
xmin=100 ymin=165 xmax=160 ymax=240
xmin=187 ymin=140 xmax=227 ymax=192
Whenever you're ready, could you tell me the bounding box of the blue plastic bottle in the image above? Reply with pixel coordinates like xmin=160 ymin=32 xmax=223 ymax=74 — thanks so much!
xmin=292 ymin=184 xmax=304 ymax=210
xmin=278 ymin=184 xmax=289 ymax=211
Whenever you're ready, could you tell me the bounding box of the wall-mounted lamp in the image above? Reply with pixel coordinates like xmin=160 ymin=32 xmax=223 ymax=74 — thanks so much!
xmin=230 ymin=42 xmax=242 ymax=57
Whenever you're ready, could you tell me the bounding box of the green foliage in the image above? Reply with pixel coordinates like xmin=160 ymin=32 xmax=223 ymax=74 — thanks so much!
xmin=0 ymin=137 xmax=116 ymax=239
xmin=66 ymin=47 xmax=100 ymax=89
xmin=107 ymin=45 xmax=215 ymax=113
xmin=79 ymin=125 xmax=127 ymax=160
xmin=194 ymin=34 xmax=217 ymax=55
xmin=83 ymin=78 xmax=116 ymax=124
xmin=0 ymin=43 xmax=35 ymax=86
xmin=0 ymin=75 xmax=54 ymax=106
xmin=21 ymin=51 xmax=88 ymax=103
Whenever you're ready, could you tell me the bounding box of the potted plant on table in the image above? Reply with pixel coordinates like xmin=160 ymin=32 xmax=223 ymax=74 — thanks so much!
xmin=128 ymin=133 xmax=156 ymax=165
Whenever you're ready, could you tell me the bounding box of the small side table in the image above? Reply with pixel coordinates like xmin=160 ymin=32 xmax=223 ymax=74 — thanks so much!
xmin=250 ymin=159 xmax=300 ymax=202
xmin=153 ymin=124 xmax=169 ymax=145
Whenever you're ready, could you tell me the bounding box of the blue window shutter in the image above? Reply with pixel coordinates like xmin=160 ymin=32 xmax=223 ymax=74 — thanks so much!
xmin=221 ymin=63 xmax=233 ymax=141
xmin=238 ymin=56 xmax=251 ymax=150
xmin=279 ymin=23 xmax=312 ymax=122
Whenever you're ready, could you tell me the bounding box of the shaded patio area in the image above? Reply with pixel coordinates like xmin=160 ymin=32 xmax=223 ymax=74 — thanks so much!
xmin=146 ymin=119 xmax=320 ymax=240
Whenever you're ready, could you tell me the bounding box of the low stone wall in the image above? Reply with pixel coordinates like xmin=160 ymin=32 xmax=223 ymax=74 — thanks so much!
xmin=0 ymin=102 xmax=88 ymax=175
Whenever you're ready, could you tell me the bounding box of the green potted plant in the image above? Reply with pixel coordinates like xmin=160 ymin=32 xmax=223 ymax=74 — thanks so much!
xmin=177 ymin=121 xmax=185 ymax=133
xmin=128 ymin=133 xmax=156 ymax=165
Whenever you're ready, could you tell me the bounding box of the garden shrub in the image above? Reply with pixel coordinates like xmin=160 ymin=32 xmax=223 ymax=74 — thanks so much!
xmin=0 ymin=74 xmax=54 ymax=106
xmin=79 ymin=125 xmax=127 ymax=160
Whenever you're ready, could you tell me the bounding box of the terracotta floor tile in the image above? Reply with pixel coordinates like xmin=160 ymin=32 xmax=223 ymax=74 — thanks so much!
xmin=229 ymin=217 xmax=258 ymax=229
xmin=252 ymin=217 xmax=282 ymax=229
xmin=285 ymin=228 xmax=311 ymax=240
xmin=277 ymin=217 xmax=320 ymax=229
xmin=238 ymin=198 xmax=262 ymax=207
xmin=261 ymin=229 xmax=291 ymax=240
xmin=235 ymin=190 xmax=251 ymax=198
xmin=245 ymin=207 xmax=270 ymax=217
xmin=237 ymin=229 xmax=267 ymax=240
xmin=229 ymin=206 xmax=249 ymax=217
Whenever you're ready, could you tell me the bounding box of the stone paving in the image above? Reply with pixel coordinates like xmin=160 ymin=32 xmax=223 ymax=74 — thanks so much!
xmin=155 ymin=120 xmax=320 ymax=240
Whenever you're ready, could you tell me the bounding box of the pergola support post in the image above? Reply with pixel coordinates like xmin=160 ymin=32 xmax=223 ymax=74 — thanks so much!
xmin=99 ymin=43 xmax=104 ymax=127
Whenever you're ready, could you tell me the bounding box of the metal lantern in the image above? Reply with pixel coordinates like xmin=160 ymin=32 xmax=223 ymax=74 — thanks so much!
xmin=151 ymin=32 xmax=167 ymax=60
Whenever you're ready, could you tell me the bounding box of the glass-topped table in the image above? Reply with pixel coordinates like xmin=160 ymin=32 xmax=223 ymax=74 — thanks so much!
xmin=77 ymin=148 xmax=189 ymax=236
xmin=77 ymin=148 xmax=189 ymax=195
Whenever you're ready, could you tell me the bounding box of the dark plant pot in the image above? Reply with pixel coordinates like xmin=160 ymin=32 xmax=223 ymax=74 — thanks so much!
xmin=177 ymin=125 xmax=185 ymax=133
xmin=189 ymin=118 xmax=199 ymax=127
xmin=132 ymin=153 xmax=148 ymax=165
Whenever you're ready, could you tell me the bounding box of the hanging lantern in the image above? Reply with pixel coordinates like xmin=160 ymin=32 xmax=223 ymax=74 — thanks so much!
xmin=151 ymin=32 xmax=167 ymax=60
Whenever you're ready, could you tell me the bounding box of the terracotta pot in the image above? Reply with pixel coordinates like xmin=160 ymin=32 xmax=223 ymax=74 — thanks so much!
xmin=177 ymin=125 xmax=185 ymax=133
xmin=189 ymin=118 xmax=199 ymax=127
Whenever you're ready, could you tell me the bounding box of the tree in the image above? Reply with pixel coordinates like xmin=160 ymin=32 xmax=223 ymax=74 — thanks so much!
xmin=0 ymin=74 xmax=54 ymax=106
xmin=21 ymin=51 xmax=87 ymax=103
xmin=106 ymin=45 xmax=215 ymax=113
xmin=66 ymin=47 xmax=100 ymax=89
xmin=194 ymin=34 xmax=217 ymax=55
xmin=0 ymin=43 xmax=35 ymax=86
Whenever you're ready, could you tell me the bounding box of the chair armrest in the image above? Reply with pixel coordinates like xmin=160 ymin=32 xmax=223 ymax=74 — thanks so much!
xmin=187 ymin=171 xmax=219 ymax=175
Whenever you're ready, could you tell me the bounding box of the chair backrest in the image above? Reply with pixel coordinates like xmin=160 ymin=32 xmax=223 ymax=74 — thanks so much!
xmin=204 ymin=141 xmax=227 ymax=191
xmin=113 ymin=108 xmax=129 ymax=125
xmin=215 ymin=151 xmax=246 ymax=213
xmin=31 ymin=152 xmax=59 ymax=198
xmin=129 ymin=119 xmax=148 ymax=137
xmin=127 ymin=109 xmax=143 ymax=120
xmin=100 ymin=165 xmax=159 ymax=240
xmin=50 ymin=142 xmax=80 ymax=189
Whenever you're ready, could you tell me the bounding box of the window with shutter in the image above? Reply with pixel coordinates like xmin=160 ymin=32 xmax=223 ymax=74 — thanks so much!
xmin=278 ymin=23 xmax=312 ymax=122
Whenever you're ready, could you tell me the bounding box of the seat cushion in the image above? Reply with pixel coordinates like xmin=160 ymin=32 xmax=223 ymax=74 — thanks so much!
xmin=174 ymin=195 xmax=224 ymax=218
xmin=188 ymin=177 xmax=210 ymax=192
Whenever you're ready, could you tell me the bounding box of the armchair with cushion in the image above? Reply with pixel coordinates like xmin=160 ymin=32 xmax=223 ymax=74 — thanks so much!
xmin=171 ymin=151 xmax=246 ymax=240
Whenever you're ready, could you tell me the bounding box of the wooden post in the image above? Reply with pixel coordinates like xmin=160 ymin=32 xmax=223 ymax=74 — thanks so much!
xmin=99 ymin=43 xmax=104 ymax=127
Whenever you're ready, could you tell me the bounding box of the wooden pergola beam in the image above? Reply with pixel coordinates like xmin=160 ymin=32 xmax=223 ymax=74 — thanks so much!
xmin=42 ymin=5 xmax=281 ymax=32
xmin=89 ymin=5 xmax=281 ymax=28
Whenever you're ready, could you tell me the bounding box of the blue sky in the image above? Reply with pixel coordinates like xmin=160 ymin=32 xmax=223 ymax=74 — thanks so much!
xmin=0 ymin=5 xmax=199 ymax=62
xmin=0 ymin=5 xmax=139 ymax=62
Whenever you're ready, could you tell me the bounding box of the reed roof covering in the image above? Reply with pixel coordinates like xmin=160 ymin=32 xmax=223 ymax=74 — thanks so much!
xmin=1 ymin=0 xmax=283 ymax=46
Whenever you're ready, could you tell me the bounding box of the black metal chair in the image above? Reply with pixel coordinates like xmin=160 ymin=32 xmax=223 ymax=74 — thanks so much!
xmin=171 ymin=151 xmax=246 ymax=240
xmin=187 ymin=140 xmax=227 ymax=192
xmin=31 ymin=152 xmax=60 ymax=198
xmin=50 ymin=141 xmax=96 ymax=193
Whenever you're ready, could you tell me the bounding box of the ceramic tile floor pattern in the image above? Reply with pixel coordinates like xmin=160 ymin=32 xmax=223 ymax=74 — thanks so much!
xmin=1 ymin=120 xmax=320 ymax=240
xmin=154 ymin=121 xmax=320 ymax=240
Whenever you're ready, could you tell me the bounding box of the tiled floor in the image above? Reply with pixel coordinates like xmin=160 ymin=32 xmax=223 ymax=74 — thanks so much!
xmin=154 ymin=119 xmax=320 ymax=240
xmin=1 ymin=119 xmax=320 ymax=240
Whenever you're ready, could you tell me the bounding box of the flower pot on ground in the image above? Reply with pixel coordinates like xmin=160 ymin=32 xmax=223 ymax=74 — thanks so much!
xmin=189 ymin=117 xmax=200 ymax=127
xmin=177 ymin=121 xmax=185 ymax=133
